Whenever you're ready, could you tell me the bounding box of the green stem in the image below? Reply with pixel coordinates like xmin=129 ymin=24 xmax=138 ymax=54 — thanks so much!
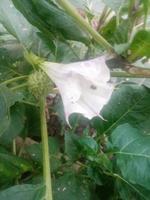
xmin=116 ymin=9 xmax=120 ymax=26
xmin=20 ymin=100 xmax=38 ymax=107
xmin=111 ymin=71 xmax=150 ymax=78
xmin=40 ymin=97 xmax=53 ymax=200
xmin=143 ymin=13 xmax=148 ymax=29
xmin=11 ymin=83 xmax=28 ymax=91
xmin=12 ymin=139 xmax=17 ymax=155
xmin=128 ymin=0 xmax=135 ymax=18
xmin=57 ymin=0 xmax=114 ymax=53
xmin=143 ymin=7 xmax=149 ymax=29
xmin=0 ymin=75 xmax=28 ymax=86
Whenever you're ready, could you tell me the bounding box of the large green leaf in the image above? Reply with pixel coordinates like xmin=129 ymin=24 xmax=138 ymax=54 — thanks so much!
xmin=111 ymin=123 xmax=150 ymax=191
xmin=116 ymin=179 xmax=150 ymax=200
xmin=0 ymin=0 xmax=36 ymax=47
xmin=53 ymin=173 xmax=92 ymax=200
xmin=12 ymin=0 xmax=89 ymax=44
xmin=0 ymin=184 xmax=45 ymax=200
xmin=0 ymin=0 xmax=54 ymax=56
xmin=92 ymin=84 xmax=150 ymax=135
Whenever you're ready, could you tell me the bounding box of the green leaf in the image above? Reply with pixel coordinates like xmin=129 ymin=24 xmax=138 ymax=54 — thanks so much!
xmin=53 ymin=173 xmax=92 ymax=200
xmin=0 ymin=147 xmax=32 ymax=185
xmin=26 ymin=137 xmax=61 ymax=172
xmin=92 ymin=84 xmax=150 ymax=135
xmin=141 ymin=0 xmax=150 ymax=16
xmin=78 ymin=136 xmax=98 ymax=156
xmin=0 ymin=0 xmax=35 ymax=47
xmin=129 ymin=30 xmax=150 ymax=61
xmin=0 ymin=184 xmax=45 ymax=200
xmin=100 ymin=17 xmax=117 ymax=43
xmin=100 ymin=17 xmax=129 ymax=46
xmin=114 ymin=43 xmax=129 ymax=54
xmin=0 ymin=0 xmax=54 ymax=56
xmin=0 ymin=85 xmax=23 ymax=136
xmin=12 ymin=0 xmax=89 ymax=44
xmin=116 ymin=179 xmax=150 ymax=200
xmin=0 ymin=45 xmax=26 ymax=83
xmin=65 ymin=133 xmax=80 ymax=161
xmin=0 ymin=104 xmax=25 ymax=145
xmin=111 ymin=123 xmax=150 ymax=191
xmin=65 ymin=132 xmax=99 ymax=160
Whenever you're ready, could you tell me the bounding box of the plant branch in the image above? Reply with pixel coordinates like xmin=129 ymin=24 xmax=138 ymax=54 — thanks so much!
xmin=111 ymin=70 xmax=150 ymax=78
xmin=0 ymin=75 xmax=28 ymax=86
xmin=11 ymin=83 xmax=28 ymax=91
xmin=107 ymin=56 xmax=150 ymax=78
xmin=125 ymin=65 xmax=150 ymax=78
xmin=57 ymin=0 xmax=115 ymax=53
xmin=40 ymin=97 xmax=53 ymax=200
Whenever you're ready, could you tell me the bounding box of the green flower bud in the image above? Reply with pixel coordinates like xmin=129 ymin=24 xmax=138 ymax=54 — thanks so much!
xmin=28 ymin=70 xmax=53 ymax=99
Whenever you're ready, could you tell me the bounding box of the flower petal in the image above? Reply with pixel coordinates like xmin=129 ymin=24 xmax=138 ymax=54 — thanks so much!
xmin=65 ymin=55 xmax=110 ymax=83
xmin=43 ymin=55 xmax=114 ymax=124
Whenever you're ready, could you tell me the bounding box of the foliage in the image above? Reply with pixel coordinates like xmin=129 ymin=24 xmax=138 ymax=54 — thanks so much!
xmin=0 ymin=0 xmax=150 ymax=200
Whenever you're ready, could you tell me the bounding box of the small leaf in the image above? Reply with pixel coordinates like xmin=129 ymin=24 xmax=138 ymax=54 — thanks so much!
xmin=129 ymin=30 xmax=150 ymax=61
xmin=65 ymin=133 xmax=80 ymax=161
xmin=78 ymin=136 xmax=98 ymax=155
xmin=0 ymin=104 xmax=25 ymax=145
xmin=0 ymin=85 xmax=23 ymax=136
xmin=0 ymin=147 xmax=32 ymax=185
xmin=26 ymin=137 xmax=61 ymax=172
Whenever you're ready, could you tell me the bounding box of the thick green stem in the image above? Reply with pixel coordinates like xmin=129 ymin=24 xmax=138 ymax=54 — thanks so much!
xmin=40 ymin=97 xmax=53 ymax=200
xmin=111 ymin=71 xmax=150 ymax=78
xmin=57 ymin=0 xmax=114 ymax=53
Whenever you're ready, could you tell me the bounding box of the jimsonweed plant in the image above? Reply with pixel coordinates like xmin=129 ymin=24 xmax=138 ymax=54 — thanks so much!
xmin=0 ymin=0 xmax=150 ymax=200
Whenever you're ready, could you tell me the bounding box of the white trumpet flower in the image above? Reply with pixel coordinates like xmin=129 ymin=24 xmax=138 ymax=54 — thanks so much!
xmin=42 ymin=55 xmax=114 ymax=124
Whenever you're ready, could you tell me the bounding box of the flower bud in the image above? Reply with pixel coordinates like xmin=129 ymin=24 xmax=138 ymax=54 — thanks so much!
xmin=28 ymin=70 xmax=53 ymax=99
